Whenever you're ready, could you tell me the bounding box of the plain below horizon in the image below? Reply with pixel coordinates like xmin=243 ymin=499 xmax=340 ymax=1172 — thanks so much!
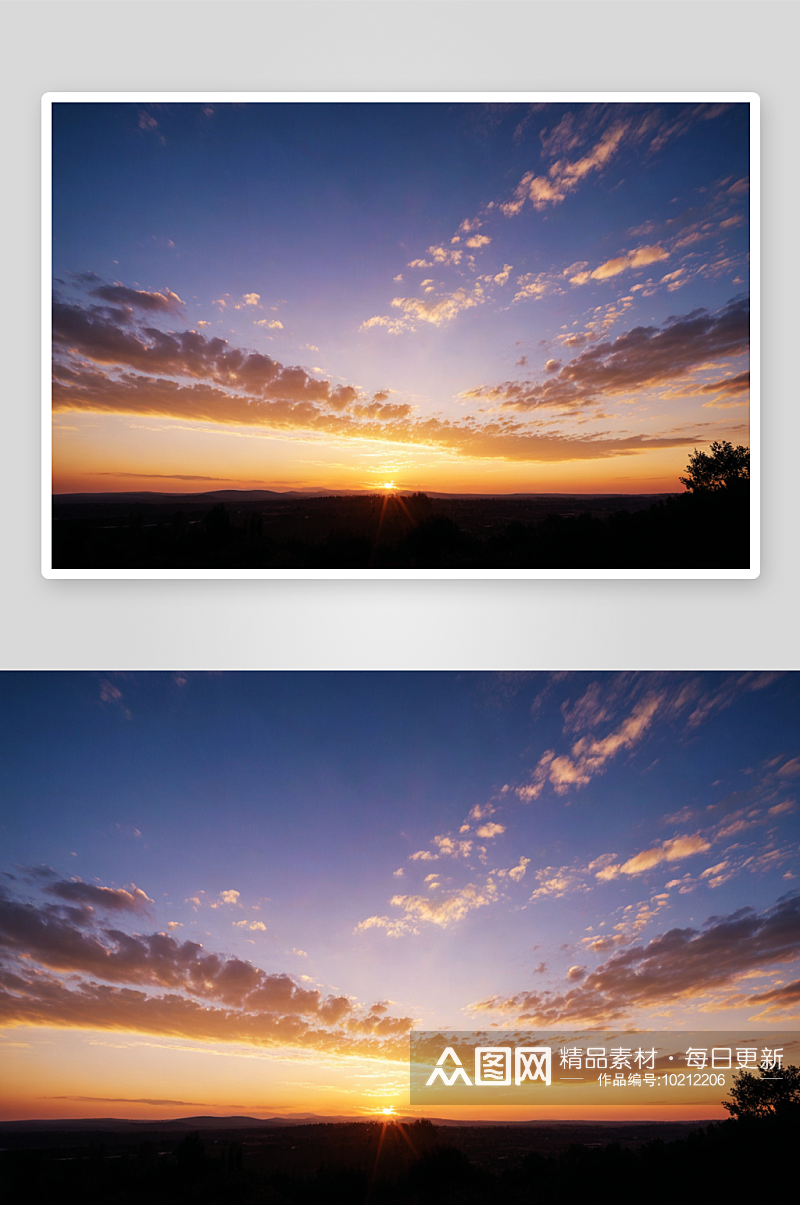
xmin=0 ymin=1112 xmax=718 ymax=1131
xmin=52 ymin=488 xmax=683 ymax=502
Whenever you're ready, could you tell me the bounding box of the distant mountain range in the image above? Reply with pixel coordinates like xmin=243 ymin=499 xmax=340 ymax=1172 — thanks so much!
xmin=0 ymin=1113 xmax=703 ymax=1131
xmin=0 ymin=1114 xmax=344 ymax=1131
xmin=53 ymin=488 xmax=675 ymax=504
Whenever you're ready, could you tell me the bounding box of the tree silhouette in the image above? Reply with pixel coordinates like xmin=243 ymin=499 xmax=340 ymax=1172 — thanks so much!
xmin=680 ymin=440 xmax=749 ymax=492
xmin=723 ymin=1062 xmax=800 ymax=1119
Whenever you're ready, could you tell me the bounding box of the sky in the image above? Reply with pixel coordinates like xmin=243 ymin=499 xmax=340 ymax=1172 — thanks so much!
xmin=1 ymin=671 xmax=797 ymax=1122
xmin=51 ymin=100 xmax=751 ymax=496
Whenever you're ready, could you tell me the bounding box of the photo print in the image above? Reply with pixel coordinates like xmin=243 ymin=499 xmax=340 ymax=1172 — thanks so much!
xmin=43 ymin=95 xmax=757 ymax=578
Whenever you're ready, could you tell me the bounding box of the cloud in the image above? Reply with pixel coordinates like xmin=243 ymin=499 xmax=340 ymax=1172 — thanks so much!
xmin=138 ymin=111 xmax=166 ymax=145
xmin=354 ymin=914 xmax=411 ymax=939
xmin=53 ymin=285 xmax=741 ymax=465
xmin=373 ymin=881 xmax=499 ymax=933
xmin=569 ymin=245 xmax=669 ymax=285
xmin=493 ymin=856 xmax=530 ymax=883
xmin=409 ymin=246 xmax=463 ymax=269
xmin=501 ymin=104 xmax=729 ymax=218
xmin=684 ymin=672 xmax=778 ymax=730
xmin=513 ymin=272 xmax=551 ymax=303
xmin=502 ymin=121 xmax=628 ymax=215
xmin=44 ymin=879 xmax=154 ymax=915
xmin=646 ymin=103 xmax=731 ymax=155
xmin=384 ymin=282 xmax=486 ymax=330
xmin=52 ymin=306 xmax=364 ymax=424
xmin=507 ymin=857 xmax=530 ymax=882
xmin=54 ymin=1096 xmax=211 ymax=1107
xmin=471 ymin=894 xmax=800 ymax=1025
xmin=700 ymin=861 xmax=733 ymax=889
xmin=700 ymin=370 xmax=750 ymax=395
xmin=517 ymin=674 xmax=778 ymax=809
xmin=0 ymin=883 xmax=412 ymax=1058
xmin=465 ymin=234 xmax=491 ymax=249
xmin=519 ymin=692 xmax=662 ymax=799
xmin=256 ymin=319 xmax=283 ymax=329
xmin=598 ymin=834 xmax=712 ymax=881
xmin=90 ymin=282 xmax=184 ymax=314
xmin=465 ymin=296 xmax=749 ymax=413
xmin=475 ymin=822 xmax=505 ymax=839
xmin=53 ymin=301 xmax=357 ymax=406
xmin=243 ymin=293 xmax=260 ymax=305
xmin=530 ymin=867 xmax=588 ymax=899
xmin=432 ymin=835 xmax=472 ymax=858
xmin=99 ymin=678 xmax=132 ymax=719
xmin=745 ymin=977 xmax=800 ymax=1018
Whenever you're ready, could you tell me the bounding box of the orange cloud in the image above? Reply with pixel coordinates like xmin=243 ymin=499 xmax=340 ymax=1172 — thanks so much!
xmin=53 ymin=291 xmax=740 ymax=465
xmin=569 ymin=245 xmax=669 ymax=285
xmin=0 ymin=884 xmax=412 ymax=1059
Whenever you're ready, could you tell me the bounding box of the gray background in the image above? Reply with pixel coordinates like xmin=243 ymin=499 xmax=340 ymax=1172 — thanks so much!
xmin=2 ymin=1 xmax=796 ymax=670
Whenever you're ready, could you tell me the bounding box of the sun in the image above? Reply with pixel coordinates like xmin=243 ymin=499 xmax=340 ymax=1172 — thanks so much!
xmin=380 ymin=1106 xmax=396 ymax=1116
xmin=379 ymin=481 xmax=397 ymax=491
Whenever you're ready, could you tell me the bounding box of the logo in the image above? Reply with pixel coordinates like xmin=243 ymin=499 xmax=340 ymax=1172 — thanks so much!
xmin=425 ymin=1045 xmax=551 ymax=1087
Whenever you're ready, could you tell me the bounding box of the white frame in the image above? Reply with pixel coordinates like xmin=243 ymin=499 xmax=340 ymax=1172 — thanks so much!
xmin=42 ymin=92 xmax=760 ymax=580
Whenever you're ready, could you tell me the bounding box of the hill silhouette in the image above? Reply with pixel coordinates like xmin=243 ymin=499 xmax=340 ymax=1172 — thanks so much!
xmin=51 ymin=485 xmax=749 ymax=570
xmin=1 ymin=1107 xmax=791 ymax=1203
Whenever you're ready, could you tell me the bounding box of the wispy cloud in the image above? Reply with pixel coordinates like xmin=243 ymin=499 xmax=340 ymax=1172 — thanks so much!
xmin=501 ymin=121 xmax=629 ymax=215
xmin=89 ymin=281 xmax=184 ymax=314
xmin=464 ymin=296 xmax=749 ymax=414
xmin=569 ymin=245 xmax=669 ymax=286
xmin=518 ymin=692 xmax=662 ymax=799
xmin=357 ymin=880 xmax=499 ymax=936
xmin=501 ymin=103 xmax=729 ymax=218
xmin=597 ymin=835 xmax=712 ymax=882
xmin=54 ymin=286 xmax=746 ymax=466
xmin=43 ymin=878 xmax=154 ymax=915
xmin=471 ymin=894 xmax=800 ymax=1025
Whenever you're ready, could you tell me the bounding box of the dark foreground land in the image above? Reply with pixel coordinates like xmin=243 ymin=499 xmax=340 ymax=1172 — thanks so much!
xmin=0 ymin=1113 xmax=791 ymax=1203
xmin=51 ymin=486 xmax=750 ymax=570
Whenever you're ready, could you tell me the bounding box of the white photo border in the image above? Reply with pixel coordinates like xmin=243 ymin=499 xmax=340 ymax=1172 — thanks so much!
xmin=41 ymin=91 xmax=760 ymax=581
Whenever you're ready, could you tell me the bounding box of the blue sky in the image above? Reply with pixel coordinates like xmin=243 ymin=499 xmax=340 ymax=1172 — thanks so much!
xmin=51 ymin=101 xmax=751 ymax=494
xmin=1 ymin=671 xmax=797 ymax=1122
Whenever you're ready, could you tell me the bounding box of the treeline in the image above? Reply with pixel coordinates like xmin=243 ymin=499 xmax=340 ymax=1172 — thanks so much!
xmin=1 ymin=1110 xmax=792 ymax=1204
xmin=52 ymin=485 xmax=749 ymax=570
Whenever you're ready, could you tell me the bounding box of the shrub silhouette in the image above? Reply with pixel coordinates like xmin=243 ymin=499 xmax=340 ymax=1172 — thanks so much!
xmin=723 ymin=1062 xmax=800 ymax=1119
xmin=680 ymin=440 xmax=749 ymax=493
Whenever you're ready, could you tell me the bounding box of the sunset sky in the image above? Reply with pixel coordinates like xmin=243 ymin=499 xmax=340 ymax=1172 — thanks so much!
xmin=50 ymin=99 xmax=752 ymax=496
xmin=1 ymin=672 xmax=797 ymax=1122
